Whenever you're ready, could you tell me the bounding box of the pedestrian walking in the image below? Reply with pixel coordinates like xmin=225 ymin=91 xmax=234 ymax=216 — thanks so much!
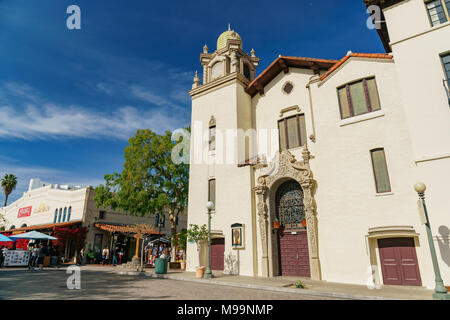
xmin=0 ymin=245 xmax=5 ymax=268
xmin=118 ymin=248 xmax=124 ymax=265
xmin=102 ymin=246 xmax=109 ymax=265
xmin=29 ymin=244 xmax=39 ymax=270
xmin=37 ymin=244 xmax=45 ymax=270
xmin=112 ymin=247 xmax=118 ymax=266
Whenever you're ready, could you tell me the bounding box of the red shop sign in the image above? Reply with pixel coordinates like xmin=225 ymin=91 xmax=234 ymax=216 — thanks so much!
xmin=18 ymin=206 xmax=32 ymax=218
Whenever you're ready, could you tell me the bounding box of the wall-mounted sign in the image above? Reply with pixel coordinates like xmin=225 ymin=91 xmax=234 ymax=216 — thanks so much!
xmin=17 ymin=206 xmax=32 ymax=218
xmin=231 ymin=223 xmax=245 ymax=250
xmin=34 ymin=203 xmax=50 ymax=214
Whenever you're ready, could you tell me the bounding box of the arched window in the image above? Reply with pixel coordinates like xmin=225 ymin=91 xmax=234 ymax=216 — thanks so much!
xmin=154 ymin=213 xmax=160 ymax=227
xmin=62 ymin=207 xmax=67 ymax=222
xmin=20 ymin=224 xmax=27 ymax=228
xmin=54 ymin=209 xmax=58 ymax=223
xmin=10 ymin=225 xmax=15 ymax=230
xmin=243 ymin=64 xmax=251 ymax=80
xmin=275 ymin=180 xmax=305 ymax=230
xmin=58 ymin=208 xmax=62 ymax=223
xmin=67 ymin=207 xmax=72 ymax=222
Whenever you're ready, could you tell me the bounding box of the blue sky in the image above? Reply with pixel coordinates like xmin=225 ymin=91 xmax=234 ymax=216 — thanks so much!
xmin=0 ymin=0 xmax=384 ymax=204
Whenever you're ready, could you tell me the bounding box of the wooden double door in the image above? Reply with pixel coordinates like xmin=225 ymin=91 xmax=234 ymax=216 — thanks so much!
xmin=278 ymin=231 xmax=311 ymax=277
xmin=378 ymin=237 xmax=422 ymax=286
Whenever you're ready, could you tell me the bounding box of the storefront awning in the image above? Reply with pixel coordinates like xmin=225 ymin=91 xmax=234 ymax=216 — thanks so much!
xmin=94 ymin=222 xmax=162 ymax=235
xmin=3 ymin=220 xmax=82 ymax=234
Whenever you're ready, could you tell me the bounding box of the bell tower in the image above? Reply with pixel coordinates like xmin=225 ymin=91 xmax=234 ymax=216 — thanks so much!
xmin=186 ymin=28 xmax=261 ymax=276
xmin=198 ymin=26 xmax=260 ymax=85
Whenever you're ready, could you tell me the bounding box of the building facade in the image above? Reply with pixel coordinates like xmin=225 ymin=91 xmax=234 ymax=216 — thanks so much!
xmin=186 ymin=0 xmax=450 ymax=289
xmin=1 ymin=179 xmax=187 ymax=262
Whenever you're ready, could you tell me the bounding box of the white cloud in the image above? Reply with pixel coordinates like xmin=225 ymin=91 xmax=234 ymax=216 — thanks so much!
xmin=0 ymin=157 xmax=106 ymax=205
xmin=96 ymin=82 xmax=114 ymax=95
xmin=0 ymin=83 xmax=188 ymax=140
xmin=3 ymin=82 xmax=40 ymax=103
xmin=130 ymin=85 xmax=184 ymax=111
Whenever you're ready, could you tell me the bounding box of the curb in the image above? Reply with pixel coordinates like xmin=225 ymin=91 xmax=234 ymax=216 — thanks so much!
xmin=116 ymin=270 xmax=396 ymax=300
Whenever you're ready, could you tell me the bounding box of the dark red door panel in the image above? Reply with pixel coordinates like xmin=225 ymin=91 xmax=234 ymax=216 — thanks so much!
xmin=210 ymin=238 xmax=225 ymax=271
xmin=378 ymin=238 xmax=422 ymax=286
xmin=278 ymin=231 xmax=310 ymax=277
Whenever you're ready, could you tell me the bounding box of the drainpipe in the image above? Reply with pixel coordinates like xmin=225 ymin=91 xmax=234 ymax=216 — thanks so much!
xmin=306 ymin=75 xmax=320 ymax=144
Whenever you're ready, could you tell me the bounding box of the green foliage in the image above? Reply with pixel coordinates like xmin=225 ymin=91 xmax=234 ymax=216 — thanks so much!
xmin=171 ymin=229 xmax=188 ymax=251
xmin=1 ymin=174 xmax=17 ymax=207
xmin=295 ymin=280 xmax=305 ymax=289
xmin=94 ymin=129 xmax=189 ymax=234
xmin=187 ymin=224 xmax=208 ymax=252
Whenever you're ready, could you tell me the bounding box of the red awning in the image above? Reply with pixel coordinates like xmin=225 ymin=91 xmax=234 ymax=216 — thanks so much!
xmin=4 ymin=220 xmax=82 ymax=234
xmin=94 ymin=223 xmax=162 ymax=235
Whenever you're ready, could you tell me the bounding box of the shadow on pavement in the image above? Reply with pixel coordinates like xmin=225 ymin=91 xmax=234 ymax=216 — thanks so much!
xmin=0 ymin=269 xmax=173 ymax=300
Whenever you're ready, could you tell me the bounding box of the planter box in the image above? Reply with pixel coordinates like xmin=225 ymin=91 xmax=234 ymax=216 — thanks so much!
xmin=169 ymin=262 xmax=181 ymax=269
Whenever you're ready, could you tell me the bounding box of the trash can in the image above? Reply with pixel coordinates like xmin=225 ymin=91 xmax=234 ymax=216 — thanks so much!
xmin=154 ymin=258 xmax=168 ymax=274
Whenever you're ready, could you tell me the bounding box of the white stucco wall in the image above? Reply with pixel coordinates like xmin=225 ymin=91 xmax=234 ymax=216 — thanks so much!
xmin=382 ymin=0 xmax=450 ymax=287
xmin=187 ymin=6 xmax=449 ymax=287
xmin=0 ymin=185 xmax=87 ymax=229
xmin=187 ymin=78 xmax=256 ymax=276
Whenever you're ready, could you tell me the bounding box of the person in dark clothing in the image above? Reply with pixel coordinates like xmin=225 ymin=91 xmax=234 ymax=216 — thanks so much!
xmin=0 ymin=245 xmax=5 ymax=267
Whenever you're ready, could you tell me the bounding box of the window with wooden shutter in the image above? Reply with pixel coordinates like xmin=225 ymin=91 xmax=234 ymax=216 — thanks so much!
xmin=425 ymin=0 xmax=450 ymax=26
xmin=337 ymin=77 xmax=382 ymax=119
xmin=370 ymin=148 xmax=392 ymax=194
xmin=209 ymin=126 xmax=216 ymax=151
xmin=442 ymin=53 xmax=450 ymax=80
xmin=278 ymin=114 xmax=307 ymax=151
xmin=208 ymin=179 xmax=216 ymax=206
xmin=338 ymin=87 xmax=351 ymax=118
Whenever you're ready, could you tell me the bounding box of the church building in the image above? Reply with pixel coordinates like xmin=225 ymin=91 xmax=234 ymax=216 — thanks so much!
xmin=186 ymin=0 xmax=450 ymax=289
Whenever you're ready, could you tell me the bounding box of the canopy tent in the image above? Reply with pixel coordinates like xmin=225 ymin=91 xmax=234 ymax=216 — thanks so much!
xmin=9 ymin=231 xmax=58 ymax=240
xmin=0 ymin=234 xmax=13 ymax=242
xmin=148 ymin=237 xmax=170 ymax=245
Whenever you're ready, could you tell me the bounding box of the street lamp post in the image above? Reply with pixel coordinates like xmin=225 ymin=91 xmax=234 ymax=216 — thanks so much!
xmin=157 ymin=213 xmax=163 ymax=258
xmin=204 ymin=201 xmax=214 ymax=279
xmin=414 ymin=182 xmax=450 ymax=300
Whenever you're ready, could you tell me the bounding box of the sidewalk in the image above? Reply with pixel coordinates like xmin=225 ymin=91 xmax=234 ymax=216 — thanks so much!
xmin=81 ymin=265 xmax=435 ymax=300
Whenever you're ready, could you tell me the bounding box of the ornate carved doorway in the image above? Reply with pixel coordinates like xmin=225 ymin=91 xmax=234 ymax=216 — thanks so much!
xmin=276 ymin=180 xmax=311 ymax=277
xmin=255 ymin=148 xmax=321 ymax=279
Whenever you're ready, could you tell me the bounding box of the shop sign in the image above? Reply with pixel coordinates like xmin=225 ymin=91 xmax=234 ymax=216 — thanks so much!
xmin=17 ymin=206 xmax=32 ymax=218
xmin=34 ymin=203 xmax=51 ymax=214
xmin=3 ymin=250 xmax=30 ymax=266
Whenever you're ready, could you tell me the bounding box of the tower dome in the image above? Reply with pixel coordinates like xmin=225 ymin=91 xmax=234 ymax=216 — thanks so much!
xmin=217 ymin=27 xmax=242 ymax=51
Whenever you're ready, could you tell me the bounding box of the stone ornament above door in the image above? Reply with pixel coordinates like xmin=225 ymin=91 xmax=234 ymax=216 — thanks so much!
xmin=254 ymin=146 xmax=321 ymax=280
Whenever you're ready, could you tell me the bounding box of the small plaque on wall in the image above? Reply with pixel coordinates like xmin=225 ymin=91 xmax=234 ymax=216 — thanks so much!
xmin=231 ymin=223 xmax=244 ymax=250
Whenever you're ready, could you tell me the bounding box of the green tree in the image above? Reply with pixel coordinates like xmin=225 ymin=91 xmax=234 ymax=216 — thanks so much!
xmin=1 ymin=174 xmax=17 ymax=207
xmin=94 ymin=128 xmax=189 ymax=242
xmin=0 ymin=213 xmax=7 ymax=230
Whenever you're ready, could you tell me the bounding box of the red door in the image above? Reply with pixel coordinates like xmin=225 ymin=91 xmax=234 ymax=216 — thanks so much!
xmin=378 ymin=238 xmax=422 ymax=286
xmin=210 ymin=238 xmax=225 ymax=271
xmin=278 ymin=231 xmax=310 ymax=277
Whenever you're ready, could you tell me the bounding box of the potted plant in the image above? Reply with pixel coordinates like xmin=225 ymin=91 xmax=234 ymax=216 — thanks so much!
xmin=187 ymin=224 xmax=208 ymax=278
xmin=170 ymin=229 xmax=188 ymax=270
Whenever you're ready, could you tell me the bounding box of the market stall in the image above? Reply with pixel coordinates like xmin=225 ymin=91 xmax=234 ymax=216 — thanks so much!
xmin=5 ymin=231 xmax=58 ymax=267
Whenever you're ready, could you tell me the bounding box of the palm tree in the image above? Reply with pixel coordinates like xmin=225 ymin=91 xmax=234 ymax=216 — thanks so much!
xmin=1 ymin=174 xmax=17 ymax=207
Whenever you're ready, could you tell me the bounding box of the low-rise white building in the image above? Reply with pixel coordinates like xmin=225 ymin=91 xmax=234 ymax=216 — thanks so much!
xmin=1 ymin=179 xmax=187 ymax=263
xmin=186 ymin=0 xmax=449 ymax=289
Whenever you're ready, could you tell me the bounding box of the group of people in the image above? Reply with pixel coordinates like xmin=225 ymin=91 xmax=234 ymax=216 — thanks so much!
xmin=28 ymin=243 xmax=46 ymax=270
xmin=85 ymin=246 xmax=125 ymax=265
xmin=146 ymin=242 xmax=171 ymax=266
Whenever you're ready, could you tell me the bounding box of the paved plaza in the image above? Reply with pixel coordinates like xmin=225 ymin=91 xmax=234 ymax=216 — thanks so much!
xmin=0 ymin=268 xmax=337 ymax=300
